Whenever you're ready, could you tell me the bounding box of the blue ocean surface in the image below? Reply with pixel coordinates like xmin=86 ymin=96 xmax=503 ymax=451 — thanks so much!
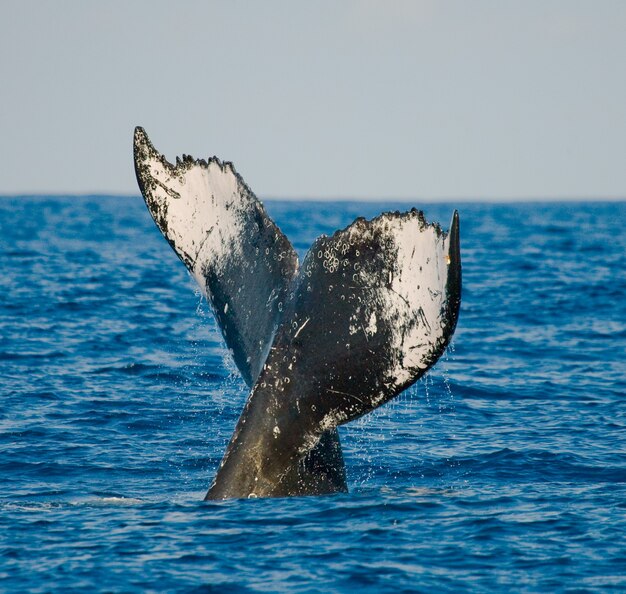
xmin=1 ymin=196 xmax=625 ymax=593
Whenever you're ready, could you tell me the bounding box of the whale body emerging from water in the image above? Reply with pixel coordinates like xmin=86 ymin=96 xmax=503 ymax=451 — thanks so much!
xmin=133 ymin=127 xmax=461 ymax=500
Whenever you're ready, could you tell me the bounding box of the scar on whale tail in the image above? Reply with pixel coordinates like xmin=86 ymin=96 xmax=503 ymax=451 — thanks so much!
xmin=133 ymin=126 xmax=461 ymax=500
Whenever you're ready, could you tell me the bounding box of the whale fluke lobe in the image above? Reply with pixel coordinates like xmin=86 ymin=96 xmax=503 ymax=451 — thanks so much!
xmin=272 ymin=208 xmax=461 ymax=426
xmin=134 ymin=126 xmax=296 ymax=385
xmin=133 ymin=126 xmax=461 ymax=500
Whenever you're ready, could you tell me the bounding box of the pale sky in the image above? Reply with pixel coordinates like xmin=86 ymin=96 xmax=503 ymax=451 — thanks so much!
xmin=1 ymin=1 xmax=625 ymax=200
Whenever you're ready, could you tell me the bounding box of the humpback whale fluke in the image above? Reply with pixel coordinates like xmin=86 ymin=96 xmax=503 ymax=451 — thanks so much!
xmin=133 ymin=126 xmax=461 ymax=500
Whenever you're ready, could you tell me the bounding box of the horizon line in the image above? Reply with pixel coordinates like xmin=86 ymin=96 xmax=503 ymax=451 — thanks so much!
xmin=0 ymin=193 xmax=625 ymax=204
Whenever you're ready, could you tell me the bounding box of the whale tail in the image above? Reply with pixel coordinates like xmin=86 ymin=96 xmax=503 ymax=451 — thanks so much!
xmin=134 ymin=126 xmax=461 ymax=500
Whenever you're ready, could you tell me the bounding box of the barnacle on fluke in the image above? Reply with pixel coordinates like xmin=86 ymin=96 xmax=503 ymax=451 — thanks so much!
xmin=133 ymin=127 xmax=461 ymax=500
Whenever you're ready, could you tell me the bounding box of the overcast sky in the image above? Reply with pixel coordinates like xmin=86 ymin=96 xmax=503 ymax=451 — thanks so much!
xmin=1 ymin=1 xmax=625 ymax=200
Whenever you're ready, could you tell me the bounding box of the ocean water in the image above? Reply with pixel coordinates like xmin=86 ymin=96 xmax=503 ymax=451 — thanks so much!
xmin=1 ymin=196 xmax=624 ymax=593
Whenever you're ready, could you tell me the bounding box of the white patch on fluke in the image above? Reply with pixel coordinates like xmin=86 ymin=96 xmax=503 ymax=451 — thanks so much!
xmin=365 ymin=312 xmax=377 ymax=336
xmin=137 ymin=142 xmax=248 ymax=293
xmin=329 ymin=211 xmax=454 ymax=390
xmin=382 ymin=216 xmax=451 ymax=385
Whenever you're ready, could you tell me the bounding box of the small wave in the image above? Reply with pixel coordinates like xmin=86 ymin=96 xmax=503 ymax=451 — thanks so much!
xmin=0 ymin=350 xmax=66 ymax=361
xmin=0 ymin=501 xmax=62 ymax=513
xmin=91 ymin=362 xmax=160 ymax=376
xmin=76 ymin=496 xmax=145 ymax=507
xmin=4 ymin=249 xmax=40 ymax=258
